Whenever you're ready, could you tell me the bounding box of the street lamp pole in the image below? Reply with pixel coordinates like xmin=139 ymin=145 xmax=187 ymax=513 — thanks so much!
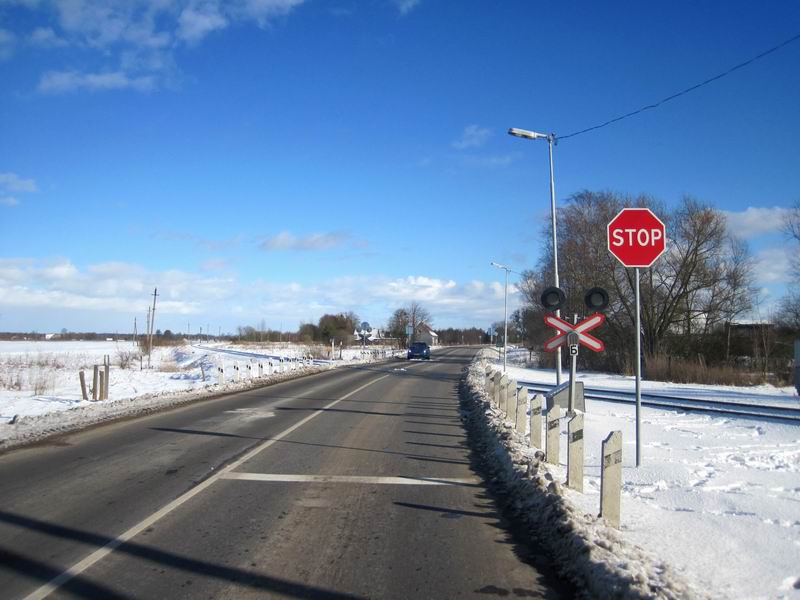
xmin=509 ymin=127 xmax=562 ymax=385
xmin=491 ymin=262 xmax=511 ymax=372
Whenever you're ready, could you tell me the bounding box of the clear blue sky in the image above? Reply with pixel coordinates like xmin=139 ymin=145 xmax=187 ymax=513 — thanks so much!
xmin=1 ymin=1 xmax=798 ymax=333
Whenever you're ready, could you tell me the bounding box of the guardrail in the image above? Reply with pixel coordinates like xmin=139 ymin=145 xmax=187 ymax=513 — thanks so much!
xmin=515 ymin=379 xmax=800 ymax=423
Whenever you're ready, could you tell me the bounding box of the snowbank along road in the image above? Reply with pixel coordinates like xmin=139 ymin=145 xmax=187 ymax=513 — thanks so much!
xmin=0 ymin=347 xmax=574 ymax=599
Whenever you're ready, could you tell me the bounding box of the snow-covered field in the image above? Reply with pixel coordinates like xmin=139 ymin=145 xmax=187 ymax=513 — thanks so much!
xmin=0 ymin=340 xmax=403 ymax=448
xmin=484 ymin=351 xmax=800 ymax=599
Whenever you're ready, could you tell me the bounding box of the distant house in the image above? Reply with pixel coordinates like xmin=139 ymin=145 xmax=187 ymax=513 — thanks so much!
xmin=729 ymin=320 xmax=773 ymax=338
xmin=415 ymin=324 xmax=439 ymax=346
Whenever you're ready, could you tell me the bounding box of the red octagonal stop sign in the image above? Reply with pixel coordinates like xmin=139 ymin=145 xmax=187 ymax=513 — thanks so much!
xmin=607 ymin=208 xmax=666 ymax=268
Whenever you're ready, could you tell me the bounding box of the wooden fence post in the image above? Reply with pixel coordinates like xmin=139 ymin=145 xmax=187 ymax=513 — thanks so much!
xmin=103 ymin=356 xmax=110 ymax=400
xmin=98 ymin=371 xmax=105 ymax=402
xmin=79 ymin=370 xmax=88 ymax=400
xmin=92 ymin=365 xmax=99 ymax=401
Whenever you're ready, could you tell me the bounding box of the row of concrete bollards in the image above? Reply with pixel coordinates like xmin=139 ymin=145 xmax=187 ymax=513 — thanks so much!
xmin=484 ymin=366 xmax=622 ymax=528
xmin=215 ymin=356 xmax=315 ymax=385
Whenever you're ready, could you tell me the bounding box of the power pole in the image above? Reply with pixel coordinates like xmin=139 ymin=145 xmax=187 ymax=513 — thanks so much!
xmin=145 ymin=307 xmax=151 ymax=353
xmin=133 ymin=317 xmax=138 ymax=344
xmin=147 ymin=288 xmax=159 ymax=368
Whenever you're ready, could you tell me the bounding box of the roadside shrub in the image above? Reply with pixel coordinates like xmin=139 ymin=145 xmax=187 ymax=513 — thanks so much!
xmin=644 ymin=355 xmax=766 ymax=386
xmin=30 ymin=368 xmax=54 ymax=396
xmin=117 ymin=350 xmax=141 ymax=369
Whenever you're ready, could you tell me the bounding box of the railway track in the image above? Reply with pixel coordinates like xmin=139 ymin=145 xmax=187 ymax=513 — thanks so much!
xmin=516 ymin=380 xmax=800 ymax=423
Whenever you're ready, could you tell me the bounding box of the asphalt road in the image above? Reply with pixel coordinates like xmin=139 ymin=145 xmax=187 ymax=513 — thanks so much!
xmin=0 ymin=347 xmax=573 ymax=599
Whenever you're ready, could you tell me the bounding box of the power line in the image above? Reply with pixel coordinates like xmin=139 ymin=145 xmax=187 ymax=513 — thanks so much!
xmin=557 ymin=31 xmax=800 ymax=141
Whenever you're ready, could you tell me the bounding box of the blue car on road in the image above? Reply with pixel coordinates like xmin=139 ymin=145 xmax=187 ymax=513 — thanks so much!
xmin=407 ymin=342 xmax=431 ymax=360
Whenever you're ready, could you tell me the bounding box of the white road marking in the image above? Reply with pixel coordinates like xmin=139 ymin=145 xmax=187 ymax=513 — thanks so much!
xmin=23 ymin=372 xmax=392 ymax=600
xmin=220 ymin=472 xmax=480 ymax=486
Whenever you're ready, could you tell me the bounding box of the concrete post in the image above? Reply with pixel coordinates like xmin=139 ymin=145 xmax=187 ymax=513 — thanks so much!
xmin=492 ymin=372 xmax=502 ymax=407
xmin=258 ymin=363 xmax=264 ymax=378
xmin=546 ymin=405 xmax=561 ymax=464
xmin=79 ymin=370 xmax=88 ymax=400
xmin=515 ymin=386 xmax=527 ymax=434
xmin=268 ymin=361 xmax=273 ymax=376
xmin=92 ymin=365 xmax=99 ymax=401
xmin=567 ymin=413 xmax=584 ymax=492
xmin=505 ymin=378 xmax=517 ymax=418
xmin=498 ymin=374 xmax=508 ymax=415
xmin=217 ymin=366 xmax=224 ymax=385
xmin=529 ymin=392 xmax=542 ymax=449
xmin=246 ymin=363 xmax=252 ymax=379
xmin=234 ymin=362 xmax=241 ymax=383
xmin=600 ymin=430 xmax=623 ymax=527
xmin=485 ymin=366 xmax=494 ymax=396
xmin=98 ymin=371 xmax=105 ymax=402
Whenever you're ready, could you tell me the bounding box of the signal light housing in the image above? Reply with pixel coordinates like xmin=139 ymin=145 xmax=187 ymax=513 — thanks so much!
xmin=540 ymin=286 xmax=566 ymax=312
xmin=584 ymin=287 xmax=609 ymax=312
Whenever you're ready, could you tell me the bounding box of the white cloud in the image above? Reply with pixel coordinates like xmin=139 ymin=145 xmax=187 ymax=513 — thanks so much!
xmin=0 ymin=172 xmax=37 ymax=206
xmin=177 ymin=6 xmax=228 ymax=44
xmin=0 ymin=258 xmax=234 ymax=317
xmin=0 ymin=172 xmax=38 ymax=193
xmin=0 ymin=28 xmax=15 ymax=60
xmin=200 ymin=257 xmax=228 ymax=271
xmin=0 ymin=257 xmax=518 ymax=330
xmin=753 ymin=247 xmax=792 ymax=284
xmin=235 ymin=0 xmax=306 ymax=25
xmin=394 ymin=0 xmax=420 ymax=15
xmin=38 ymin=70 xmax=156 ymax=93
xmin=463 ymin=153 xmax=519 ymax=168
xmin=723 ymin=206 xmax=788 ymax=239
xmin=7 ymin=0 xmax=307 ymax=93
xmin=259 ymin=231 xmax=350 ymax=251
xmin=28 ymin=26 xmax=68 ymax=47
xmin=452 ymin=124 xmax=492 ymax=150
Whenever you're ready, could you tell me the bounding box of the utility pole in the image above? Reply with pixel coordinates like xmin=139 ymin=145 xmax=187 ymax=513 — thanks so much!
xmin=147 ymin=288 xmax=159 ymax=368
xmin=133 ymin=317 xmax=137 ymax=344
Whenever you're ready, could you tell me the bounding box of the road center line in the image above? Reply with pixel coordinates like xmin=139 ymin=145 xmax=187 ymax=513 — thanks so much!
xmin=24 ymin=372 xmax=392 ymax=600
xmin=220 ymin=472 xmax=480 ymax=486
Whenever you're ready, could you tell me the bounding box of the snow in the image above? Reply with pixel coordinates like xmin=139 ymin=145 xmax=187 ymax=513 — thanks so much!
xmin=0 ymin=340 xmax=403 ymax=450
xmin=478 ymin=350 xmax=800 ymax=599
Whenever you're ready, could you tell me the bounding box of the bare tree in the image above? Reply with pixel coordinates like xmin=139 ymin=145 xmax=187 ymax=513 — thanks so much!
xmin=408 ymin=302 xmax=432 ymax=341
xmin=387 ymin=308 xmax=410 ymax=346
xmin=524 ymin=191 xmax=755 ymax=372
xmin=784 ymin=201 xmax=800 ymax=280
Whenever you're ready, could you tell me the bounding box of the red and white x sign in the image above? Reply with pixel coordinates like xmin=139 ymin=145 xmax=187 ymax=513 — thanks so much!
xmin=543 ymin=313 xmax=606 ymax=353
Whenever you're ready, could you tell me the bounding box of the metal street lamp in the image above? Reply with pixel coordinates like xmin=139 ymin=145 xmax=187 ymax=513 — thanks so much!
xmin=508 ymin=127 xmax=562 ymax=385
xmin=491 ymin=261 xmax=512 ymax=372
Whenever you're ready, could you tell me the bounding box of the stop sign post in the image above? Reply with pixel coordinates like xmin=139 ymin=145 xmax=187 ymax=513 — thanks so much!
xmin=607 ymin=208 xmax=667 ymax=467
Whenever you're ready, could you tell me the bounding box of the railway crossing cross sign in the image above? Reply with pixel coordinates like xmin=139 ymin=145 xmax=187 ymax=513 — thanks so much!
xmin=543 ymin=313 xmax=606 ymax=353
